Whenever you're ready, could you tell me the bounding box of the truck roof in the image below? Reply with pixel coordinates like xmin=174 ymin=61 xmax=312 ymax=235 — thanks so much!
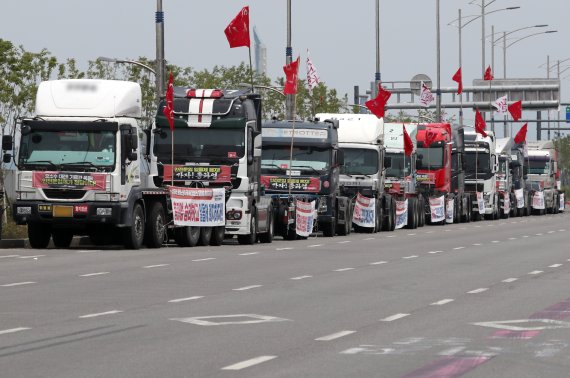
xmin=315 ymin=113 xmax=383 ymax=145
xmin=495 ymin=137 xmax=513 ymax=155
xmin=384 ymin=123 xmax=417 ymax=151
xmin=527 ymin=140 xmax=555 ymax=150
xmin=35 ymin=79 xmax=142 ymax=118
xmin=262 ymin=120 xmax=337 ymax=146
xmin=416 ymin=123 xmax=452 ymax=146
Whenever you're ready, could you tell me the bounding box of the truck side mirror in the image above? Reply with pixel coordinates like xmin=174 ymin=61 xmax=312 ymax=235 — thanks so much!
xmin=336 ymin=149 xmax=344 ymax=166
xmin=2 ymin=135 xmax=13 ymax=151
xmin=384 ymin=156 xmax=392 ymax=169
xmin=3 ymin=153 xmax=11 ymax=163
xmin=247 ymin=128 xmax=254 ymax=165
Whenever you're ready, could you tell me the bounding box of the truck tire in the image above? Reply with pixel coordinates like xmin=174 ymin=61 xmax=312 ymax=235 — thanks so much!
xmin=52 ymin=230 xmax=73 ymax=248
xmin=238 ymin=214 xmax=257 ymax=245
xmin=406 ymin=197 xmax=418 ymax=229
xmin=199 ymin=227 xmax=212 ymax=246
xmin=145 ymin=202 xmax=166 ymax=249
xmin=337 ymin=202 xmax=352 ymax=236
xmin=28 ymin=222 xmax=51 ymax=249
xmin=174 ymin=226 xmax=200 ymax=247
xmin=418 ymin=197 xmax=425 ymax=227
xmin=259 ymin=212 xmax=274 ymax=244
xmin=123 ymin=203 xmax=145 ymax=250
xmin=210 ymin=226 xmax=226 ymax=246
xmin=376 ymin=199 xmax=384 ymax=231
xmin=322 ymin=219 xmax=336 ymax=237
xmin=284 ymin=226 xmax=298 ymax=240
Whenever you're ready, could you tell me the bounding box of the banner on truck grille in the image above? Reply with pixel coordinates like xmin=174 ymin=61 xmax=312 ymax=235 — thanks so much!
xmin=32 ymin=171 xmax=106 ymax=191
xmin=446 ymin=198 xmax=454 ymax=224
xmin=532 ymin=191 xmax=545 ymax=210
xmin=514 ymin=188 xmax=525 ymax=209
xmin=476 ymin=192 xmax=485 ymax=214
xmin=353 ymin=193 xmax=376 ymax=228
xmin=395 ymin=199 xmax=408 ymax=229
xmin=295 ymin=200 xmax=315 ymax=237
xmin=560 ymin=193 xmax=565 ymax=211
xmin=430 ymin=196 xmax=445 ymax=223
xmin=261 ymin=176 xmax=320 ymax=192
xmin=163 ymin=165 xmax=231 ymax=182
xmin=503 ymin=194 xmax=510 ymax=213
xmin=169 ymin=186 xmax=225 ymax=226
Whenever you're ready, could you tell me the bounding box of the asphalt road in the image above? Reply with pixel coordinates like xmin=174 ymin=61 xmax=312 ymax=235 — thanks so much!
xmin=1 ymin=212 xmax=569 ymax=378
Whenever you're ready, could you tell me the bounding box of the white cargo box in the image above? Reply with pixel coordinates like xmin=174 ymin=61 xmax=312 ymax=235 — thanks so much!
xmin=316 ymin=113 xmax=384 ymax=145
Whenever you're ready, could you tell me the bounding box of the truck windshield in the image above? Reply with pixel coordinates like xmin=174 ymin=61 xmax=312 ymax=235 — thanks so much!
xmin=153 ymin=128 xmax=245 ymax=163
xmin=528 ymin=158 xmax=550 ymax=175
xmin=416 ymin=147 xmax=444 ymax=170
xmin=19 ymin=129 xmax=116 ymax=172
xmin=262 ymin=146 xmax=330 ymax=173
xmin=385 ymin=152 xmax=410 ymax=177
xmin=340 ymin=148 xmax=379 ymax=175
xmin=465 ymin=152 xmax=491 ymax=174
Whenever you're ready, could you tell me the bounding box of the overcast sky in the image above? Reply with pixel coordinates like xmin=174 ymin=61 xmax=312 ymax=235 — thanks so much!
xmin=2 ymin=0 xmax=569 ymax=137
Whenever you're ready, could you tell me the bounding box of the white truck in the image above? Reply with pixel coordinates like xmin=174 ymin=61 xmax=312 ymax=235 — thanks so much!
xmin=527 ymin=140 xmax=561 ymax=215
xmin=315 ymin=113 xmax=396 ymax=232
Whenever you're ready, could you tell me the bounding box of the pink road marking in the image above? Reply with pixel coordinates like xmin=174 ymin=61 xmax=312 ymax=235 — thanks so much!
xmin=490 ymin=330 xmax=540 ymax=340
xmin=401 ymin=356 xmax=493 ymax=378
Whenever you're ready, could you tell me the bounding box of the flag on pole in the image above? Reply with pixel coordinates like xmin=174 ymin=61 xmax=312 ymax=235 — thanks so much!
xmin=424 ymin=130 xmax=437 ymax=147
xmin=475 ymin=109 xmax=488 ymax=137
xmin=283 ymin=56 xmax=300 ymax=95
xmin=365 ymin=84 xmax=392 ymax=119
xmin=224 ymin=6 xmax=251 ymax=48
xmin=452 ymin=67 xmax=463 ymax=95
xmin=484 ymin=65 xmax=494 ymax=81
xmin=493 ymin=96 xmax=508 ymax=113
xmin=403 ymin=125 xmax=414 ymax=156
xmin=163 ymin=72 xmax=174 ymax=131
xmin=306 ymin=49 xmax=320 ymax=93
xmin=514 ymin=123 xmax=528 ymax=145
xmin=419 ymin=81 xmax=435 ymax=107
xmin=508 ymin=100 xmax=522 ymax=121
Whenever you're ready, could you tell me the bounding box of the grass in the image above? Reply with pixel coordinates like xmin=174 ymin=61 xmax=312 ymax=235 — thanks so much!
xmin=1 ymin=207 xmax=28 ymax=240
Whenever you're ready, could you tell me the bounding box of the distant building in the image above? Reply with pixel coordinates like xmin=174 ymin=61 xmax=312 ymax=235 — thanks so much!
xmin=253 ymin=27 xmax=267 ymax=76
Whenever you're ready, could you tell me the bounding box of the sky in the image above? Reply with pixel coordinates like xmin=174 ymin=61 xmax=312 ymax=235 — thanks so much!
xmin=2 ymin=0 xmax=569 ymax=138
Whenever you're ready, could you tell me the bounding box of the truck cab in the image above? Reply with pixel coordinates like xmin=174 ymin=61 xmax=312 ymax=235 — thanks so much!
xmin=527 ymin=140 xmax=560 ymax=214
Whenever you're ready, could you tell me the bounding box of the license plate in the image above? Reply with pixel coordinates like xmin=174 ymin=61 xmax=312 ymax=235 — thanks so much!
xmin=53 ymin=206 xmax=73 ymax=217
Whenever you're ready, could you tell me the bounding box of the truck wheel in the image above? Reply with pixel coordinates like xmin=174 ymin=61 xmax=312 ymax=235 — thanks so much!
xmin=322 ymin=220 xmax=336 ymax=237
xmin=382 ymin=196 xmax=393 ymax=231
xmin=28 ymin=222 xmax=51 ymax=249
xmin=145 ymin=202 xmax=165 ymax=249
xmin=417 ymin=197 xmax=425 ymax=227
xmin=238 ymin=215 xmax=257 ymax=245
xmin=406 ymin=197 xmax=418 ymax=229
xmin=284 ymin=226 xmax=298 ymax=240
xmin=123 ymin=203 xmax=145 ymax=250
xmin=52 ymin=230 xmax=73 ymax=248
xmin=199 ymin=227 xmax=212 ymax=246
xmin=259 ymin=212 xmax=274 ymax=244
xmin=174 ymin=226 xmax=200 ymax=247
xmin=210 ymin=226 xmax=226 ymax=246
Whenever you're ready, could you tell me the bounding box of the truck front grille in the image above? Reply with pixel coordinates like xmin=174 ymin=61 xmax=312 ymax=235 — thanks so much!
xmin=42 ymin=189 xmax=87 ymax=200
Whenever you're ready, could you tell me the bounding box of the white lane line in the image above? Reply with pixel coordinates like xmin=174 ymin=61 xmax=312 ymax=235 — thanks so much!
xmin=428 ymin=250 xmax=444 ymax=254
xmin=76 ymin=250 xmax=102 ymax=253
xmin=508 ymin=237 xmax=517 ymax=240
xmin=386 ymin=235 xmax=396 ymax=238
xmin=168 ymin=296 xmax=204 ymax=303
xmin=487 ymin=224 xmax=493 ymax=227
xmin=472 ymin=243 xmax=482 ymax=246
xmin=233 ymin=285 xmax=262 ymax=291
xmin=559 ymin=229 xmax=566 ymax=232
xmin=0 ymin=327 xmax=30 ymax=335
xmin=315 ymin=330 xmax=356 ymax=341
xmin=370 ymin=261 xmax=388 ymax=265
xmin=192 ymin=258 xmax=216 ymax=262
xmin=334 ymin=268 xmax=355 ymax=272
xmin=308 ymin=244 xmax=323 ymax=248
xmin=402 ymin=255 xmax=418 ymax=259
xmin=276 ymin=247 xmax=293 ymax=251
xmin=221 ymin=356 xmax=277 ymax=371
xmin=364 ymin=237 xmax=375 ymax=240
xmin=535 ymin=233 xmax=543 ymax=236
xmin=444 ymin=229 xmax=451 ymax=232
xmin=502 ymin=278 xmax=518 ymax=283
xmin=475 ymin=225 xmax=482 ymax=228
xmin=468 ymin=288 xmax=488 ymax=294
xmin=0 ymin=255 xmax=19 ymax=259
xmin=290 ymin=275 xmax=312 ymax=280
xmin=549 ymin=264 xmax=563 ymax=268
xmin=453 ymin=247 xmax=465 ymax=250
xmin=337 ymin=241 xmax=351 ymax=244
xmin=143 ymin=264 xmax=170 ymax=268
xmin=79 ymin=272 xmax=110 ymax=277
xmin=548 ymin=231 xmax=556 ymax=234
xmin=529 ymin=270 xmax=543 ymax=275
xmin=491 ymin=241 xmax=500 ymax=243
xmin=1 ymin=281 xmax=36 ymax=287
xmin=522 ymin=235 xmax=529 ymax=238
xmin=380 ymin=313 xmax=410 ymax=322
xmin=79 ymin=310 xmax=122 ymax=319
xmin=239 ymin=252 xmax=259 ymax=256
xmin=425 ymin=231 xmax=435 ymax=234
xmin=18 ymin=255 xmax=45 ymax=259
xmin=407 ymin=233 xmax=416 ymax=236
xmin=431 ymin=299 xmax=454 ymax=306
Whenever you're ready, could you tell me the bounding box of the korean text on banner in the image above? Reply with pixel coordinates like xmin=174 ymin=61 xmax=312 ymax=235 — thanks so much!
xmin=430 ymin=196 xmax=445 ymax=223
xmin=169 ymin=187 xmax=225 ymax=227
xmin=395 ymin=200 xmax=408 ymax=229
xmin=532 ymin=191 xmax=545 ymax=210
xmin=32 ymin=171 xmax=106 ymax=191
xmin=295 ymin=200 xmax=315 ymax=237
xmin=353 ymin=193 xmax=376 ymax=228
xmin=560 ymin=193 xmax=565 ymax=211
xmin=446 ymin=198 xmax=454 ymax=223
xmin=503 ymin=195 xmax=510 ymax=213
xmin=514 ymin=188 xmax=525 ymax=209
xmin=476 ymin=192 xmax=485 ymax=214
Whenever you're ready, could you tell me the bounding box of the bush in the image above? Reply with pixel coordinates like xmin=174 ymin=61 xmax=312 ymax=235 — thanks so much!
xmin=1 ymin=207 xmax=28 ymax=240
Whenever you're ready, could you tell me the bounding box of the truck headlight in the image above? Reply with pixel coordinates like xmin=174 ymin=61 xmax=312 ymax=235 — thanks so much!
xmin=16 ymin=206 xmax=32 ymax=215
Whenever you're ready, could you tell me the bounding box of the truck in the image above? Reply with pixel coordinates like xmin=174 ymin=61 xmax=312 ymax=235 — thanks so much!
xmin=495 ymin=138 xmax=515 ymax=219
xmin=509 ymin=141 xmax=532 ymax=217
xmin=527 ymin=140 xmax=561 ymax=215
xmin=464 ymin=129 xmax=500 ymax=220
xmin=260 ymin=119 xmax=350 ymax=238
xmin=316 ymin=113 xmax=396 ymax=233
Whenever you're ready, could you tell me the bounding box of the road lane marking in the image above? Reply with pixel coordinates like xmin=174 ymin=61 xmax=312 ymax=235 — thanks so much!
xmin=548 ymin=231 xmax=556 ymax=234
xmin=0 ymin=255 xmax=19 ymax=258
xmin=0 ymin=327 xmax=30 ymax=335
xmin=491 ymin=241 xmax=500 ymax=243
xmin=364 ymin=237 xmax=375 ymax=240
xmin=402 ymin=255 xmax=418 ymax=259
xmin=535 ymin=233 xmax=543 ymax=236
xmin=529 ymin=270 xmax=543 ymax=275
xmin=439 ymin=347 xmax=466 ymax=356
xmin=308 ymin=244 xmax=323 ymax=248
xmin=508 ymin=237 xmax=517 ymax=240
xmin=337 ymin=241 xmax=351 ymax=244
xmin=143 ymin=264 xmax=169 ymax=268
xmin=549 ymin=264 xmax=563 ymax=268
xmin=18 ymin=255 xmax=45 ymax=259
xmin=221 ymin=356 xmax=277 ymax=371
xmin=334 ymin=268 xmax=355 ymax=272
xmin=559 ymin=229 xmax=566 ymax=232
xmin=472 ymin=243 xmax=482 ymax=246
xmin=431 ymin=299 xmax=454 ymax=306
xmin=168 ymin=296 xmax=204 ymax=303
xmin=468 ymin=288 xmax=488 ymax=294
xmin=79 ymin=310 xmax=122 ymax=318
xmin=79 ymin=272 xmax=109 ymax=277
xmin=290 ymin=275 xmax=312 ymax=280
xmin=192 ymin=258 xmax=216 ymax=262
xmin=276 ymin=247 xmax=293 ymax=250
xmin=522 ymin=235 xmax=529 ymax=238
xmin=453 ymin=247 xmax=465 ymax=250
xmin=370 ymin=261 xmax=388 ymax=265
xmin=386 ymin=235 xmax=396 ymax=238
xmin=1 ymin=282 xmax=36 ymax=287
xmin=239 ymin=252 xmax=259 ymax=256
xmin=315 ymin=330 xmax=356 ymax=341
xmin=428 ymin=250 xmax=443 ymax=254
xmin=502 ymin=278 xmax=518 ymax=283
xmin=380 ymin=313 xmax=410 ymax=322
xmin=425 ymin=231 xmax=435 ymax=234
xmin=407 ymin=233 xmax=416 ymax=236
xmin=233 ymin=285 xmax=262 ymax=291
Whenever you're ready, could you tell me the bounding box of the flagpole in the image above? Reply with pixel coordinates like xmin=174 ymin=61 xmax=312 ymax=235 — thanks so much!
xmin=489 ymin=79 xmax=494 ymax=134
xmin=288 ymin=95 xmax=297 ymax=197
xmin=248 ymin=47 xmax=254 ymax=92
xmin=171 ymin=129 xmax=174 ymax=187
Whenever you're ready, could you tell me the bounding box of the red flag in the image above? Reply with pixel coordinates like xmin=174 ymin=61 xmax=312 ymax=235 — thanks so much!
xmin=224 ymin=6 xmax=250 ymax=48
xmin=514 ymin=123 xmax=528 ymax=145
xmin=474 ymin=109 xmax=488 ymax=137
xmin=452 ymin=67 xmax=463 ymax=95
xmin=424 ymin=130 xmax=437 ymax=147
xmin=403 ymin=125 xmax=414 ymax=156
xmin=283 ymin=56 xmax=300 ymax=95
xmin=365 ymin=85 xmax=392 ymax=119
xmin=508 ymin=100 xmax=522 ymax=121
xmin=484 ymin=65 xmax=494 ymax=81
xmin=163 ymin=72 xmax=174 ymax=131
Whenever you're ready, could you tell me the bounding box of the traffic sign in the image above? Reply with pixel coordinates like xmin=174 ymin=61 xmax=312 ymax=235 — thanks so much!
xmin=566 ymin=106 xmax=570 ymax=123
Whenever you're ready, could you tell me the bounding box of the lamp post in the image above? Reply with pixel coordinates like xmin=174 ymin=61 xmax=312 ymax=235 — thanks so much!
xmin=285 ymin=0 xmax=294 ymax=120
xmin=375 ymin=0 xmax=381 ymax=97
xmin=436 ymin=0 xmax=441 ymax=122
xmin=97 ymin=57 xmax=157 ymax=75
xmin=503 ymin=30 xmax=558 ymax=78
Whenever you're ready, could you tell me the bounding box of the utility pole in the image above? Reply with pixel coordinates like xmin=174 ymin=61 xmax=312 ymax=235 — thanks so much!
xmin=435 ymin=0 xmax=442 ymax=122
xmin=375 ymin=0 xmax=381 ymax=96
xmin=155 ymin=0 xmax=165 ymax=99
xmin=285 ymin=0 xmax=294 ymax=120
xmin=481 ymin=0 xmax=486 ymax=77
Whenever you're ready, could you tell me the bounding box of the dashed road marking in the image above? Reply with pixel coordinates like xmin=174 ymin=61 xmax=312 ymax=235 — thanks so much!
xmin=386 ymin=235 xmax=396 ymax=238
xmin=143 ymin=264 xmax=169 ymax=268
xmin=233 ymin=285 xmax=262 ymax=291
xmin=439 ymin=346 xmax=467 ymax=356
xmin=1 ymin=281 xmax=36 ymax=287
xmin=370 ymin=261 xmax=388 ymax=265
xmin=407 ymin=233 xmax=416 ymax=236
xmin=559 ymin=229 xmax=566 ymax=232
xmin=491 ymin=241 xmax=500 ymax=243
xmin=549 ymin=264 xmax=563 ymax=268
xmin=79 ymin=272 xmax=109 ymax=277
xmin=428 ymin=250 xmax=444 ymax=254
xmin=453 ymin=247 xmax=465 ymax=250
xmin=364 ymin=237 xmax=375 ymax=240
xmin=535 ymin=233 xmax=543 ymax=236
xmin=221 ymin=356 xmax=277 ymax=371
xmin=468 ymin=288 xmax=488 ymax=294
xmin=548 ymin=231 xmax=556 ymax=234
xmin=79 ymin=310 xmax=122 ymax=319
xmin=168 ymin=296 xmax=204 ymax=303
xmin=337 ymin=241 xmax=351 ymax=244
xmin=431 ymin=299 xmax=454 ymax=306
xmin=334 ymin=268 xmax=355 ymax=272
xmin=0 ymin=327 xmax=30 ymax=335
xmin=522 ymin=235 xmax=529 ymax=238
xmin=276 ymin=247 xmax=293 ymax=251
xmin=402 ymin=255 xmax=418 ymax=259
xmin=529 ymin=270 xmax=543 ymax=275
xmin=239 ymin=252 xmax=259 ymax=256
xmin=472 ymin=243 xmax=482 ymax=246
xmin=0 ymin=255 xmax=19 ymax=259
xmin=508 ymin=237 xmax=517 ymax=240
xmin=192 ymin=258 xmax=216 ymax=262
xmin=380 ymin=313 xmax=410 ymax=322
xmin=18 ymin=255 xmax=45 ymax=259
xmin=502 ymin=278 xmax=518 ymax=283
xmin=290 ymin=275 xmax=312 ymax=280
xmin=315 ymin=330 xmax=356 ymax=341
xmin=308 ymin=244 xmax=323 ymax=248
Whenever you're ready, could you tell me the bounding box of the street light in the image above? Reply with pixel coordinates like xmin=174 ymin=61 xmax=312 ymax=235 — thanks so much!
xmin=97 ymin=57 xmax=157 ymax=75
xmin=503 ymin=30 xmax=558 ymax=77
xmin=238 ymin=83 xmax=285 ymax=97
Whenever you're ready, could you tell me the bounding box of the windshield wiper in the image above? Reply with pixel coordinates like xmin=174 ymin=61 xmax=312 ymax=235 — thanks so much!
xmin=292 ymin=165 xmax=325 ymax=176
xmin=23 ymin=160 xmax=59 ymax=169
xmin=61 ymin=161 xmax=103 ymax=171
xmin=348 ymin=172 xmax=372 ymax=178
xmin=261 ymin=163 xmax=286 ymax=172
